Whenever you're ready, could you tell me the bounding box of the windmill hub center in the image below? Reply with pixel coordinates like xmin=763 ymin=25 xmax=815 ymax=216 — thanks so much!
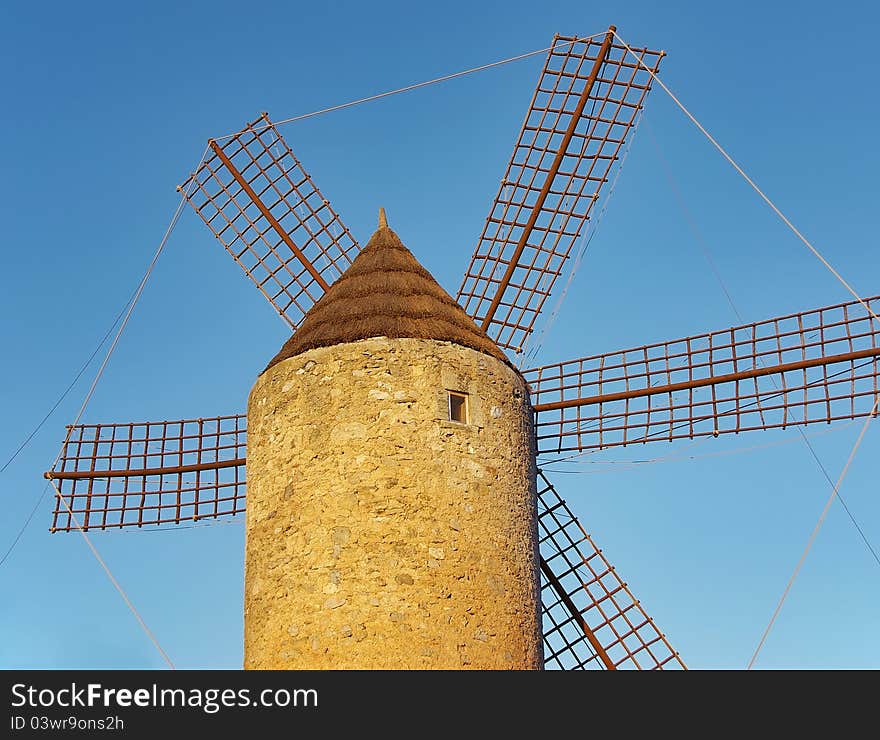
xmin=244 ymin=218 xmax=542 ymax=669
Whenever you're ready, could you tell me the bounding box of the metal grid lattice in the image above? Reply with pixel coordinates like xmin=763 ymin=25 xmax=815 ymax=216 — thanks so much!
xmin=46 ymin=415 xmax=247 ymax=532
xmin=180 ymin=113 xmax=359 ymax=329
xmin=457 ymin=31 xmax=663 ymax=354
xmin=527 ymin=296 xmax=880 ymax=454
xmin=539 ymin=471 xmax=685 ymax=669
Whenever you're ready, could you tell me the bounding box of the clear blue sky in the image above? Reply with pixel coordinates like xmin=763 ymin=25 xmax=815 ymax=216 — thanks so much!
xmin=1 ymin=0 xmax=878 ymax=669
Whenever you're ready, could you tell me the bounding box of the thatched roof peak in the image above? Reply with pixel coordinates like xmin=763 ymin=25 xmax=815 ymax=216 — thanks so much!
xmin=263 ymin=219 xmax=512 ymax=372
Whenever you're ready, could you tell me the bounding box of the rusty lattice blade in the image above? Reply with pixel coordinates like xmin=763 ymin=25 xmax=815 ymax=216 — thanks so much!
xmin=539 ymin=471 xmax=685 ymax=669
xmin=527 ymin=296 xmax=880 ymax=454
xmin=457 ymin=29 xmax=663 ymax=355
xmin=45 ymin=415 xmax=246 ymax=532
xmin=179 ymin=113 xmax=359 ymax=330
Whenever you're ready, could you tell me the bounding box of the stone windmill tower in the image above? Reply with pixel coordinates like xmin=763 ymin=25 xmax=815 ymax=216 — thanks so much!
xmin=246 ymin=211 xmax=540 ymax=668
xmin=44 ymin=28 xmax=879 ymax=670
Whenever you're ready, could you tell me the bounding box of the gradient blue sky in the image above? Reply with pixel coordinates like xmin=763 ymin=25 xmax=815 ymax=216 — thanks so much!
xmin=1 ymin=0 xmax=878 ymax=669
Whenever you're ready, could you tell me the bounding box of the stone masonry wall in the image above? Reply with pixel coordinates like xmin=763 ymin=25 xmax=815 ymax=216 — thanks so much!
xmin=245 ymin=337 xmax=541 ymax=669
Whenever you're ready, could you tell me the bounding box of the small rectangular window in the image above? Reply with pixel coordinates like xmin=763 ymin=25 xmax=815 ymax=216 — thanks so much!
xmin=448 ymin=391 xmax=468 ymax=424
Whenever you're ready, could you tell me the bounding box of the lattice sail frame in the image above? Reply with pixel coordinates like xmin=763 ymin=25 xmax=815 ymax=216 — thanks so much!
xmin=527 ymin=296 xmax=880 ymax=454
xmin=55 ymin=293 xmax=878 ymax=531
xmin=46 ymin=416 xmax=247 ymax=532
xmin=457 ymin=32 xmax=663 ymax=354
xmin=180 ymin=113 xmax=359 ymax=329
xmin=538 ymin=472 xmax=684 ymax=669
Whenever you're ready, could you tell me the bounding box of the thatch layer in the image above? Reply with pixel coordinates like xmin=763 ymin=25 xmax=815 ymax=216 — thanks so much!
xmin=264 ymin=224 xmax=511 ymax=371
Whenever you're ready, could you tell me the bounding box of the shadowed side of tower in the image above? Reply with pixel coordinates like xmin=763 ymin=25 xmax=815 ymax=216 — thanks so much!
xmin=245 ymin=214 xmax=541 ymax=669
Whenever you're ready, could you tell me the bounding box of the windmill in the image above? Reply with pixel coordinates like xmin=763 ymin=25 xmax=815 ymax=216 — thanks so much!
xmin=43 ymin=26 xmax=879 ymax=670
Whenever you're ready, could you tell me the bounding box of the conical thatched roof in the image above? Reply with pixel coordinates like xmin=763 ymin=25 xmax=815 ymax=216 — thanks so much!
xmin=264 ymin=214 xmax=511 ymax=372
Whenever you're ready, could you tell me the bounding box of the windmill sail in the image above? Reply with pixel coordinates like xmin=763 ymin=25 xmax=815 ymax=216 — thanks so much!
xmin=179 ymin=113 xmax=359 ymax=330
xmin=45 ymin=415 xmax=246 ymax=532
xmin=527 ymin=296 xmax=880 ymax=454
xmin=538 ymin=471 xmax=684 ymax=669
xmin=456 ymin=29 xmax=663 ymax=354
